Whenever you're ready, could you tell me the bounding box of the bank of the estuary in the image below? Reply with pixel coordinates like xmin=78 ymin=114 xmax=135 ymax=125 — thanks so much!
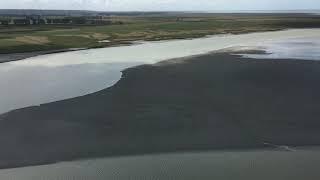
xmin=1 ymin=29 xmax=320 ymax=115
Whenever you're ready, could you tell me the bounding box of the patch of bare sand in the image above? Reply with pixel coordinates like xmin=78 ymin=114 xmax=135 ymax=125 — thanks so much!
xmin=91 ymin=33 xmax=109 ymax=40
xmin=55 ymin=33 xmax=109 ymax=40
xmin=55 ymin=34 xmax=91 ymax=38
xmin=13 ymin=36 xmax=50 ymax=45
xmin=48 ymin=29 xmax=81 ymax=32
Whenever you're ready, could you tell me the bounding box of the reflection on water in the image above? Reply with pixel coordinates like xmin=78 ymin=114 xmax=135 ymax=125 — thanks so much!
xmin=241 ymin=37 xmax=320 ymax=60
xmin=0 ymin=62 xmax=140 ymax=114
xmin=0 ymin=149 xmax=319 ymax=180
xmin=1 ymin=29 xmax=320 ymax=114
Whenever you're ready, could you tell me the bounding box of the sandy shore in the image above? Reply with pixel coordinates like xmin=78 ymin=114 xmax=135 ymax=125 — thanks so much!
xmin=1 ymin=52 xmax=320 ymax=169
xmin=0 ymin=43 xmax=134 ymax=64
xmin=0 ymin=49 xmax=86 ymax=64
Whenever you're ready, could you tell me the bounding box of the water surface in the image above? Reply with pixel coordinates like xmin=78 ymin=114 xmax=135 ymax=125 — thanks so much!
xmin=241 ymin=36 xmax=320 ymax=60
xmin=0 ymin=149 xmax=319 ymax=180
xmin=1 ymin=29 xmax=320 ymax=114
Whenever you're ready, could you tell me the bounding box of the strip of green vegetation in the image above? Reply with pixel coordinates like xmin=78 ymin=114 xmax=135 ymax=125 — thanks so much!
xmin=0 ymin=14 xmax=319 ymax=54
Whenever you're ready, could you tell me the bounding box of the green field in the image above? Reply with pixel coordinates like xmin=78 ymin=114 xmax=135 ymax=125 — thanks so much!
xmin=0 ymin=14 xmax=320 ymax=54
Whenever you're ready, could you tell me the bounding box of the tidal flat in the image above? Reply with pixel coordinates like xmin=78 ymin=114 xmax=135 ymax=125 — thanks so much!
xmin=1 ymin=51 xmax=320 ymax=169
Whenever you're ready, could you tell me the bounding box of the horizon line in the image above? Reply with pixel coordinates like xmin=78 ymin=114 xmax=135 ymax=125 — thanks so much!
xmin=0 ymin=9 xmax=319 ymax=12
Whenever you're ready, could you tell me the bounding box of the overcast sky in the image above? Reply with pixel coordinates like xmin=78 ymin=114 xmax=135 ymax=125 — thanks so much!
xmin=0 ymin=0 xmax=319 ymax=11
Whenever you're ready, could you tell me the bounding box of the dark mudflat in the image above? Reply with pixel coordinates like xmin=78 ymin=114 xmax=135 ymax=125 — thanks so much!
xmin=1 ymin=53 xmax=320 ymax=169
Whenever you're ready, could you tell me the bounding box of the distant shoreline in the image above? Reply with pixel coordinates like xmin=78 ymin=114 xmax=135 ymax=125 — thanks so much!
xmin=1 ymin=12 xmax=320 ymax=59
xmin=0 ymin=42 xmax=136 ymax=64
xmin=0 ymin=48 xmax=86 ymax=63
xmin=0 ymin=28 xmax=292 ymax=64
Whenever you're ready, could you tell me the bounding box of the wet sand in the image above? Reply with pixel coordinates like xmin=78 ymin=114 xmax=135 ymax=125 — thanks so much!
xmin=1 ymin=52 xmax=320 ymax=169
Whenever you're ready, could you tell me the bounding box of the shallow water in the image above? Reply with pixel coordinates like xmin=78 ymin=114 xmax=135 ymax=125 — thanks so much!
xmin=0 ymin=149 xmax=319 ymax=180
xmin=1 ymin=29 xmax=320 ymax=114
xmin=0 ymin=62 xmax=140 ymax=114
xmin=241 ymin=37 xmax=320 ymax=60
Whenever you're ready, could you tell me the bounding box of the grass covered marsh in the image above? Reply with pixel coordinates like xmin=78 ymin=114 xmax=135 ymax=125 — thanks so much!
xmin=0 ymin=13 xmax=320 ymax=53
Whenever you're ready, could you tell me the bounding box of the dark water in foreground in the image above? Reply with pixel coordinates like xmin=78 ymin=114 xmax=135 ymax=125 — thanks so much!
xmin=0 ymin=149 xmax=319 ymax=180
